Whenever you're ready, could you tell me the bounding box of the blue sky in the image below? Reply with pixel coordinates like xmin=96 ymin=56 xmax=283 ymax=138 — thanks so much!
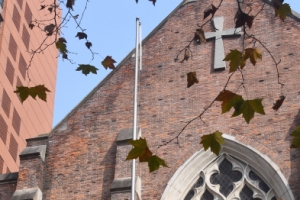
xmin=52 ymin=0 xmax=300 ymax=127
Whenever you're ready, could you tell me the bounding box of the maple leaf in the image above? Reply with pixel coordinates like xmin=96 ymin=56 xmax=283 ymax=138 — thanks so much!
xmin=235 ymin=11 xmax=254 ymax=28
xmin=271 ymin=0 xmax=284 ymax=9
xmin=48 ymin=7 xmax=53 ymax=13
xmin=194 ymin=28 xmax=206 ymax=44
xmin=85 ymin=42 xmax=92 ymax=49
xmin=30 ymin=85 xmax=51 ymax=101
xmin=126 ymin=138 xmax=153 ymax=162
xmin=14 ymin=86 xmax=30 ymax=103
xmin=187 ymin=72 xmax=199 ymax=88
xmin=232 ymin=99 xmax=265 ymax=123
xmin=76 ymin=32 xmax=87 ymax=40
xmin=244 ymin=48 xmax=262 ymax=66
xmin=44 ymin=24 xmax=55 ymax=35
xmin=29 ymin=23 xmax=35 ymax=30
xmin=59 ymin=37 xmax=67 ymax=43
xmin=204 ymin=4 xmax=217 ymax=20
xmin=216 ymin=90 xmax=244 ymax=114
xmin=180 ymin=48 xmax=190 ymax=63
xmin=62 ymin=53 xmax=68 ymax=59
xmin=14 ymin=85 xmax=51 ymax=103
xmin=290 ymin=126 xmax=300 ymax=148
xmin=223 ymin=49 xmax=245 ymax=72
xmin=200 ymin=131 xmax=225 ymax=155
xmin=272 ymin=96 xmax=285 ymax=111
xmin=56 ymin=41 xmax=67 ymax=54
xmin=147 ymin=155 xmax=169 ymax=172
xmin=40 ymin=5 xmax=46 ymax=10
xmin=275 ymin=3 xmax=292 ymax=21
xmin=149 ymin=0 xmax=156 ymax=6
xmin=66 ymin=0 xmax=75 ymax=10
xmin=102 ymin=56 xmax=116 ymax=70
xmin=76 ymin=64 xmax=98 ymax=76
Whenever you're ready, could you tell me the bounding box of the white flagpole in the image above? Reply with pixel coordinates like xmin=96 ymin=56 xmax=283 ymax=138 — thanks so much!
xmin=131 ymin=17 xmax=140 ymax=200
xmin=139 ymin=22 xmax=142 ymax=71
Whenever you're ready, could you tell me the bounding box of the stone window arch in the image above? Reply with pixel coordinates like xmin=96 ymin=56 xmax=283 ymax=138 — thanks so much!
xmin=161 ymin=134 xmax=294 ymax=200
xmin=183 ymin=154 xmax=277 ymax=199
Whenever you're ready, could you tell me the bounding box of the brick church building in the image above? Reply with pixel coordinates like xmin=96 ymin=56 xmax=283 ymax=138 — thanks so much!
xmin=0 ymin=0 xmax=300 ymax=199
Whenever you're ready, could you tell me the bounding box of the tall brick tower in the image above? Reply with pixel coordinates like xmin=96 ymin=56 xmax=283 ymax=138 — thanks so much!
xmin=0 ymin=0 xmax=58 ymax=174
xmin=0 ymin=0 xmax=299 ymax=199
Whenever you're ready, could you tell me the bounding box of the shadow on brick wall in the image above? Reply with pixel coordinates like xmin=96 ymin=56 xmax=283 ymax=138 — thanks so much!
xmin=287 ymin=110 xmax=300 ymax=198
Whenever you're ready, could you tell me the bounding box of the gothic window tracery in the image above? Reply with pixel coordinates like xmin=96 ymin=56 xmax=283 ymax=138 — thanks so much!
xmin=184 ymin=154 xmax=277 ymax=200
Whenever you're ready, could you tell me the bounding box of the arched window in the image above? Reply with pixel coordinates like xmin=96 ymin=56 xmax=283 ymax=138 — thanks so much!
xmin=184 ymin=154 xmax=277 ymax=200
xmin=161 ymin=134 xmax=294 ymax=200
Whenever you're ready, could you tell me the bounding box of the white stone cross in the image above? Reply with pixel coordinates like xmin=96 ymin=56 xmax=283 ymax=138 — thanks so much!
xmin=205 ymin=16 xmax=241 ymax=70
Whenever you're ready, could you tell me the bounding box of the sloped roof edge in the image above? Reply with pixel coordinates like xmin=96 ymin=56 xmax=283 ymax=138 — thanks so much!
xmin=50 ymin=0 xmax=300 ymax=135
xmin=264 ymin=0 xmax=300 ymax=21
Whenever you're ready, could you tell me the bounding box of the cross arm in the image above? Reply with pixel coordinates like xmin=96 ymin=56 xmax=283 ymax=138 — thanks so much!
xmin=205 ymin=32 xmax=217 ymax=40
xmin=221 ymin=28 xmax=242 ymax=37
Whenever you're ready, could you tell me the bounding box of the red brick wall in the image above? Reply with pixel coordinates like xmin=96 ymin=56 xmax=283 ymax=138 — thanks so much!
xmin=0 ymin=181 xmax=16 ymax=200
xmin=17 ymin=157 xmax=44 ymax=190
xmin=29 ymin=0 xmax=300 ymax=199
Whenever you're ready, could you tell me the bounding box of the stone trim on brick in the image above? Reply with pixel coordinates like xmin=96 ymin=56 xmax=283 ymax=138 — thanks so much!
xmin=0 ymin=172 xmax=18 ymax=184
xmin=110 ymin=176 xmax=141 ymax=197
xmin=26 ymin=134 xmax=49 ymax=142
xmin=182 ymin=0 xmax=197 ymax=6
xmin=116 ymin=128 xmax=141 ymax=145
xmin=19 ymin=145 xmax=47 ymax=162
xmin=161 ymin=134 xmax=295 ymax=200
xmin=11 ymin=187 xmax=42 ymax=200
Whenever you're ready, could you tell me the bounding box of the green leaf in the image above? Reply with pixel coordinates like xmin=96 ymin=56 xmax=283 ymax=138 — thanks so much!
xmin=14 ymin=86 xmax=30 ymax=103
xmin=56 ymin=41 xmax=67 ymax=54
xmin=275 ymin=3 xmax=292 ymax=21
xmin=291 ymin=126 xmax=300 ymax=148
xmin=126 ymin=138 xmax=153 ymax=162
xmin=30 ymin=85 xmax=51 ymax=101
xmin=14 ymin=85 xmax=51 ymax=103
xmin=200 ymin=131 xmax=225 ymax=155
xmin=147 ymin=155 xmax=169 ymax=172
xmin=223 ymin=50 xmax=244 ymax=72
xmin=76 ymin=64 xmax=98 ymax=76
xmin=216 ymin=90 xmax=244 ymax=114
xmin=232 ymin=99 xmax=265 ymax=123
xmin=186 ymin=72 xmax=199 ymax=88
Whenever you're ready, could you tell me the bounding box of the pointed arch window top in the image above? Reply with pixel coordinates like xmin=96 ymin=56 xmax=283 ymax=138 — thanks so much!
xmin=161 ymin=134 xmax=295 ymax=200
xmin=184 ymin=154 xmax=277 ymax=200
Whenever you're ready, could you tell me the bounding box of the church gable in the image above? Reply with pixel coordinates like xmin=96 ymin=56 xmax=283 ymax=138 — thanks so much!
xmin=1 ymin=0 xmax=300 ymax=199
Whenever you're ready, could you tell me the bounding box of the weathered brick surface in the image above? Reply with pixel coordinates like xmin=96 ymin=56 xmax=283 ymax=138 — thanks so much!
xmin=0 ymin=182 xmax=17 ymax=200
xmin=17 ymin=157 xmax=44 ymax=190
xmin=8 ymin=0 xmax=300 ymax=199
